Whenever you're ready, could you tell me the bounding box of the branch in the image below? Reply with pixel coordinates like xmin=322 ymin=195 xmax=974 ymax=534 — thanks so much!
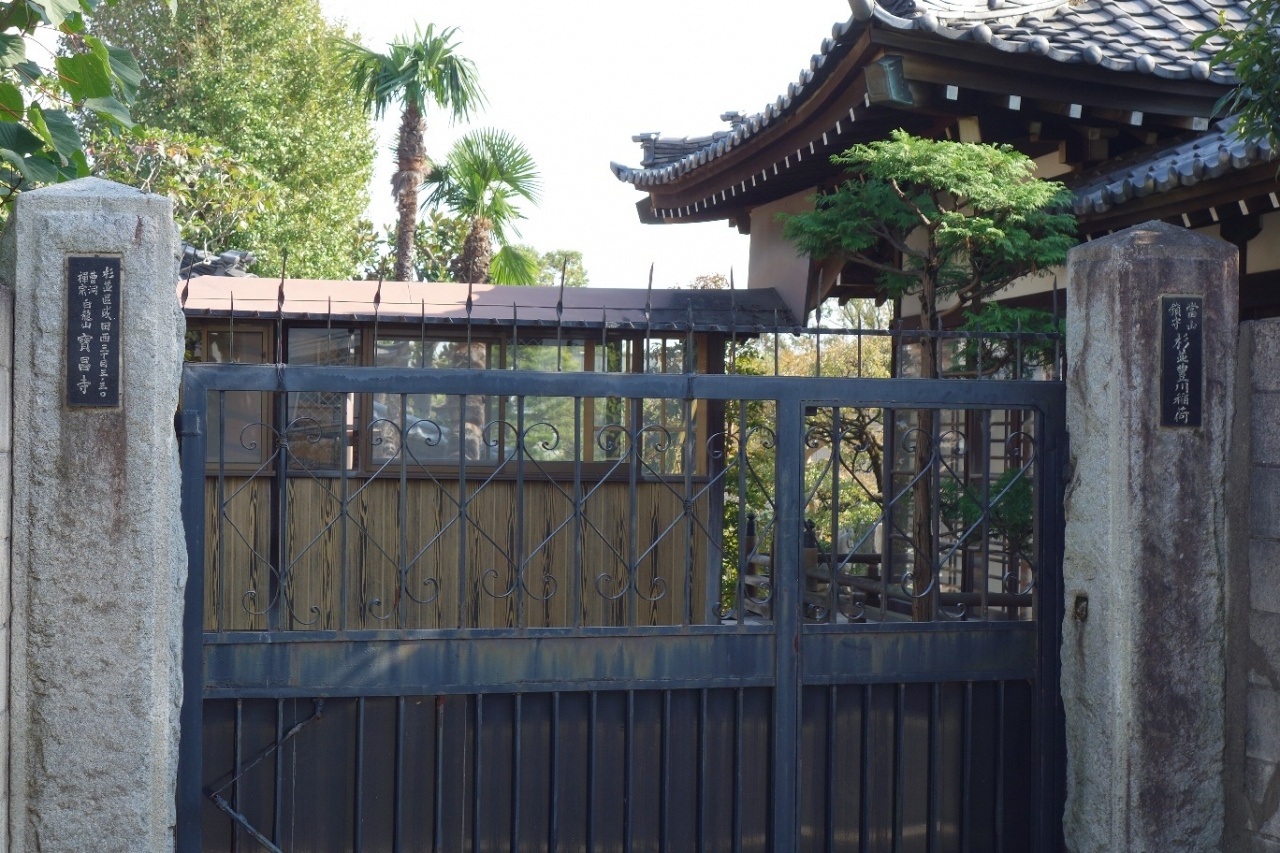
xmin=888 ymin=178 xmax=932 ymax=230
xmin=845 ymin=252 xmax=921 ymax=281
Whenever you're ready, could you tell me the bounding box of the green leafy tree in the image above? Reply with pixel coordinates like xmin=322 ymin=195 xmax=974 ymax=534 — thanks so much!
xmin=88 ymin=127 xmax=278 ymax=253
xmin=355 ymin=210 xmax=470 ymax=282
xmin=89 ymin=0 xmax=376 ymax=279
xmin=341 ymin=24 xmax=484 ymax=282
xmin=782 ymin=129 xmax=1075 ymax=380
xmin=1195 ymin=1 xmax=1278 ymax=146
xmin=782 ymin=130 xmax=1075 ymax=619
xmin=535 ymin=248 xmax=589 ymax=288
xmin=0 ymin=0 xmax=140 ymax=210
xmin=424 ymin=128 xmax=541 ymax=285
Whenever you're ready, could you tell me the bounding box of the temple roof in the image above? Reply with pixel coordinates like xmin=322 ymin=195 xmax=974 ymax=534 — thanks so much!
xmin=1070 ymin=119 xmax=1277 ymax=217
xmin=611 ymin=0 xmax=1242 ymax=189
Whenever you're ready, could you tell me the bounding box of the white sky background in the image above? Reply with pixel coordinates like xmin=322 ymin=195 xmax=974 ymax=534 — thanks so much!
xmin=316 ymin=0 xmax=849 ymax=289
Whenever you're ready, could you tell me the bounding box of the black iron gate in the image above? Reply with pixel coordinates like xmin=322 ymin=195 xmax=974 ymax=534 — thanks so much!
xmin=177 ymin=364 xmax=1065 ymax=852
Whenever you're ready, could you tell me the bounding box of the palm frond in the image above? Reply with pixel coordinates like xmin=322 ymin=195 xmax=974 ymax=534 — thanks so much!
xmin=489 ymin=244 xmax=540 ymax=285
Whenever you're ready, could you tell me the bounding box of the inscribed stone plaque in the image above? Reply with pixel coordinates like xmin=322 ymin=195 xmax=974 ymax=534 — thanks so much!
xmin=66 ymin=255 xmax=121 ymax=407
xmin=1160 ymin=294 xmax=1202 ymax=427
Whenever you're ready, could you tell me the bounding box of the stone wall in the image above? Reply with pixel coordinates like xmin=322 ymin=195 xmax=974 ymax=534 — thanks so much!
xmin=1229 ymin=318 xmax=1280 ymax=851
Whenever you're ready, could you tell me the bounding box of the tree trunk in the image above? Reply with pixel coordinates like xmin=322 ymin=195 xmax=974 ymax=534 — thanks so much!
xmin=911 ymin=277 xmax=940 ymax=621
xmin=456 ymin=216 xmax=494 ymax=283
xmin=392 ymin=102 xmax=427 ymax=282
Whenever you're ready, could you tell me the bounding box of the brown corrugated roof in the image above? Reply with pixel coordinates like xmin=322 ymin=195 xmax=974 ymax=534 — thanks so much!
xmin=178 ymin=278 xmax=798 ymax=330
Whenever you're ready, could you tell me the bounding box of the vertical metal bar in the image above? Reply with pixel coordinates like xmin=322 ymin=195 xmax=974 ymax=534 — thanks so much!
xmin=857 ymin=311 xmax=863 ymax=377
xmin=979 ymin=410 xmax=993 ymax=621
xmin=698 ymin=688 xmax=708 ymax=853
xmin=550 ymin=692 xmax=561 ymax=852
xmin=962 ymin=682 xmax=973 ymax=853
xmin=683 ymin=393 xmax=695 ymax=626
xmin=773 ymin=308 xmax=779 ymax=377
xmin=354 ymin=698 xmax=365 ymax=853
xmin=588 ymin=692 xmax=597 ymax=853
xmin=458 ymin=392 xmax=469 ymax=629
xmin=830 ymin=407 xmax=841 ymax=624
xmin=929 ymin=683 xmax=941 ymax=853
xmin=930 ymin=406 xmax=942 ymax=624
xmin=625 ymin=690 xmax=635 ymax=853
xmin=177 ymin=378 xmax=210 ymax=853
xmin=661 ymin=690 xmax=672 ymax=853
xmin=628 ymin=398 xmax=640 ymax=628
xmin=399 ymin=392 xmax=409 ymax=629
xmin=339 ymin=388 xmax=350 ymax=632
xmin=512 ymin=303 xmax=519 ymax=368
xmin=734 ymin=687 xmax=744 ymax=853
xmin=774 ymin=389 xmax=805 ymax=853
xmin=995 ymin=682 xmax=1006 ymax=853
xmin=894 ymin=684 xmax=905 ymax=853
xmin=395 ymin=696 xmax=405 ymax=853
xmin=513 ymin=693 xmax=523 ymax=852
xmin=473 ymin=695 xmax=484 ymax=853
xmin=861 ymin=687 xmax=872 ymax=853
xmin=1014 ymin=318 xmax=1023 ymax=381
xmin=434 ymin=697 xmax=446 ymax=853
xmin=736 ymin=399 xmax=749 ymax=627
xmin=826 ymin=685 xmax=838 ymax=853
xmin=270 ymin=389 xmax=289 ymax=632
xmin=274 ymin=699 xmax=283 ymax=846
xmin=217 ymin=390 xmax=226 ymax=634
xmin=516 ymin=396 xmax=527 ymax=629
xmin=233 ymin=699 xmax=243 ymax=853
xmin=880 ymin=412 xmax=895 ymax=624
xmin=574 ymin=397 xmax=584 ymax=629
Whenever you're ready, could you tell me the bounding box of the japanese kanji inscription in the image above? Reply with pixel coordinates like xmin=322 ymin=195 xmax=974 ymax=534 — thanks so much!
xmin=1160 ymin=294 xmax=1202 ymax=428
xmin=66 ymin=255 xmax=121 ymax=407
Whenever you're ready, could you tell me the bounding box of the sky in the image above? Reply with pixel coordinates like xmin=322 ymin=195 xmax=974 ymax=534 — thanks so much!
xmin=315 ymin=0 xmax=848 ymax=289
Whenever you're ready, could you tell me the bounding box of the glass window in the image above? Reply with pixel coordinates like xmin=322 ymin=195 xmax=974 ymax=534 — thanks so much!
xmin=187 ymin=327 xmax=268 ymax=464
xmin=287 ymin=328 xmax=360 ymax=470
xmin=371 ymin=338 xmax=498 ymax=465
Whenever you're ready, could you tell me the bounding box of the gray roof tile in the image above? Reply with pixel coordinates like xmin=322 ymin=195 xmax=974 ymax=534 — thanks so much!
xmin=1069 ymin=119 xmax=1275 ymax=216
xmin=612 ymin=0 xmax=1244 ymax=187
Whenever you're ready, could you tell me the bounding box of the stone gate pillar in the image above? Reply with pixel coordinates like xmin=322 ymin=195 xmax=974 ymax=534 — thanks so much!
xmin=1063 ymin=221 xmax=1236 ymax=852
xmin=0 ymin=178 xmax=185 ymax=852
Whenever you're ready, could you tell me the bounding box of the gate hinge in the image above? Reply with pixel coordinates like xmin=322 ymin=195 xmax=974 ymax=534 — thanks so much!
xmin=175 ymin=410 xmax=201 ymax=438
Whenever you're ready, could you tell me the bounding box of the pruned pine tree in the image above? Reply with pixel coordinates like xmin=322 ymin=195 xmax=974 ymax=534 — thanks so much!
xmin=782 ymin=130 xmax=1076 ymax=619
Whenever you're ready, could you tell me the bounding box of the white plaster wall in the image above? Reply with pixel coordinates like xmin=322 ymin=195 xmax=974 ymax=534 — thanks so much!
xmin=747 ymin=189 xmax=815 ymax=321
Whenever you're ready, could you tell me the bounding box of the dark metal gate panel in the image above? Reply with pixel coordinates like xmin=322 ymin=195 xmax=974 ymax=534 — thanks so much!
xmin=177 ymin=365 xmax=1065 ymax=853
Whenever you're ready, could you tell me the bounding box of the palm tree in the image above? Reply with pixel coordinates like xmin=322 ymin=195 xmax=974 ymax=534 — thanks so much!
xmin=341 ymin=25 xmax=484 ymax=281
xmin=424 ymin=128 xmax=542 ymax=285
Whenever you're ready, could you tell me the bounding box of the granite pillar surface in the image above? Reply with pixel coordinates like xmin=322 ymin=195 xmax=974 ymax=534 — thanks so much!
xmin=0 ymin=178 xmax=185 ymax=852
xmin=1062 ymin=220 xmax=1236 ymax=853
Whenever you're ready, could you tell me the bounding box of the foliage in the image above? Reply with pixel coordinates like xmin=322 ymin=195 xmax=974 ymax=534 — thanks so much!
xmin=339 ymin=23 xmax=484 ymax=124
xmin=535 ymin=248 xmax=589 ymax=288
xmin=940 ymin=467 xmax=1034 ymax=558
xmin=781 ymin=130 xmax=1076 ymax=378
xmin=0 ymin=0 xmax=141 ymax=210
xmin=356 ymin=210 xmax=469 ymax=282
xmin=948 ymin=302 xmax=1062 ymax=379
xmin=88 ymin=127 xmax=277 ymax=253
xmin=687 ymin=272 xmax=729 ymax=290
xmin=89 ymin=0 xmax=376 ymax=279
xmin=340 ymin=24 xmax=483 ymax=281
xmin=1194 ymin=2 xmax=1279 ymax=147
xmin=424 ymin=127 xmax=542 ymax=285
